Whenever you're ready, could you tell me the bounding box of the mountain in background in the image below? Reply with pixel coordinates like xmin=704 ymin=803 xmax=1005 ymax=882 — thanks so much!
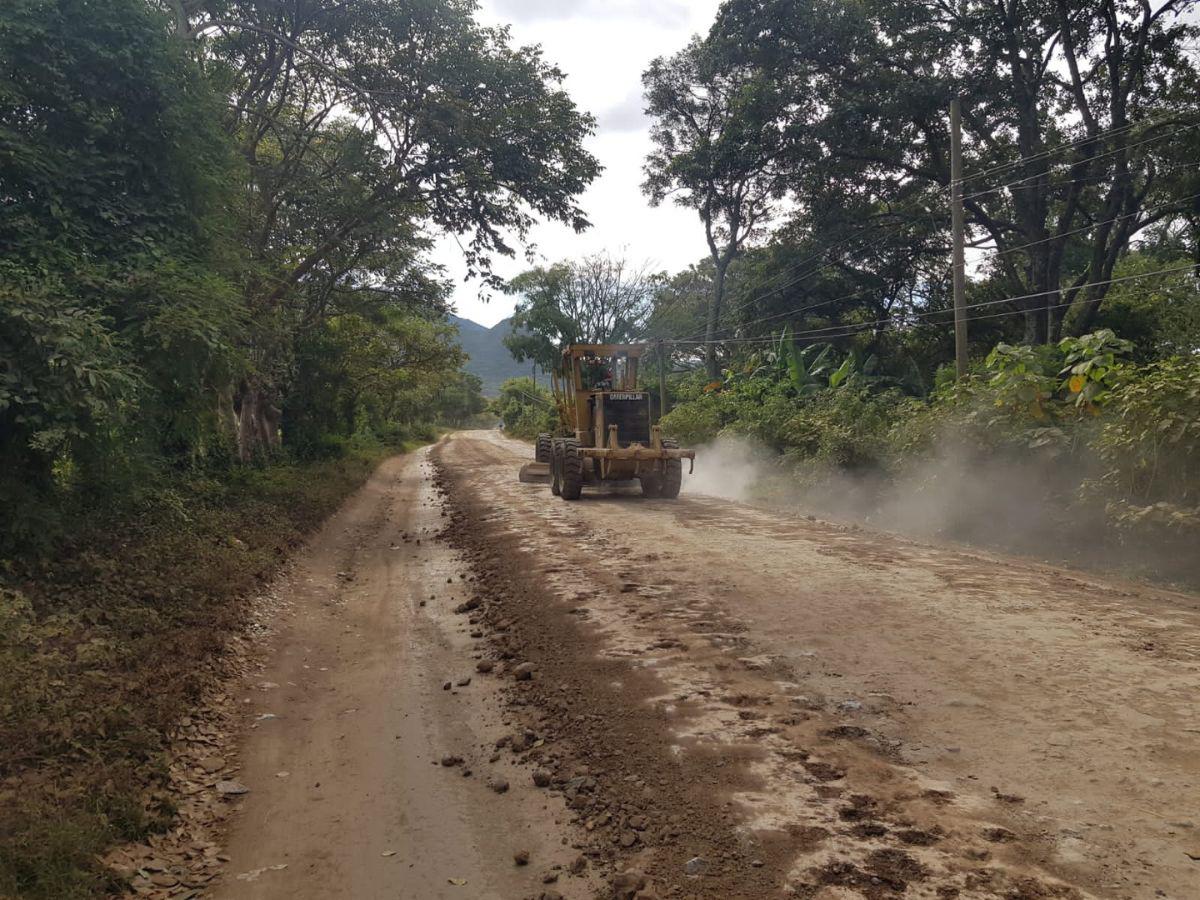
xmin=449 ymin=315 xmax=543 ymax=397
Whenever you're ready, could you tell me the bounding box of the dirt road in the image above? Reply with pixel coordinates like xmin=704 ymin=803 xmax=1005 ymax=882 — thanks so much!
xmin=212 ymin=431 xmax=1200 ymax=899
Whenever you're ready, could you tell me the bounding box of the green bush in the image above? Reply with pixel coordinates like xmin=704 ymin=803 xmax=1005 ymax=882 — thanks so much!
xmin=1094 ymin=357 xmax=1200 ymax=532
xmin=780 ymin=388 xmax=916 ymax=469
xmin=491 ymin=378 xmax=557 ymax=439
xmin=663 ymin=332 xmax=1200 ymax=549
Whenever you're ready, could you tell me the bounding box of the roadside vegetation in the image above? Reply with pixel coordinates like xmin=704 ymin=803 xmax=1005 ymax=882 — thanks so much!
xmin=0 ymin=442 xmax=402 ymax=898
xmin=492 ymin=378 xmax=558 ymax=440
xmin=0 ymin=0 xmax=594 ymax=895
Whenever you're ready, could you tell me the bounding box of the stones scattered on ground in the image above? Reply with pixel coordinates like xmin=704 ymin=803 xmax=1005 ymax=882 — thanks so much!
xmin=198 ymin=756 xmax=225 ymax=774
xmin=513 ymin=849 xmax=530 ymax=866
xmin=441 ymin=754 xmax=463 ymax=767
xmin=487 ymin=775 xmax=510 ymax=793
xmin=982 ymin=826 xmax=1018 ymax=843
xmin=569 ymin=854 xmax=588 ymax=875
xmin=234 ymin=863 xmax=287 ymax=882
xmin=454 ymin=597 xmax=480 ymax=613
xmin=991 ymin=786 xmax=1025 ymax=803
xmin=532 ymin=769 xmax=552 ymax=787
xmin=476 ymin=659 xmax=495 ymax=673
xmin=513 ymin=662 xmax=536 ymax=681
xmin=542 ymin=869 xmax=559 ymax=883
xmin=612 ymin=870 xmax=647 ymax=899
xmin=216 ymin=780 xmax=249 ymax=796
xmin=456 ymin=675 xmax=472 ymax=687
xmin=683 ymin=856 xmax=707 ymax=876
xmin=442 ymin=681 xmax=452 ymax=690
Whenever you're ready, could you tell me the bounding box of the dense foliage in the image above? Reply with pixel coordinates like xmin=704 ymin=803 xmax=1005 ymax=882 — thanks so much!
xmin=661 ymin=329 xmax=1200 ymax=572
xmin=625 ymin=0 xmax=1200 ymax=579
xmin=1 ymin=0 xmax=597 ymax=546
xmin=640 ymin=0 xmax=1200 ymax=370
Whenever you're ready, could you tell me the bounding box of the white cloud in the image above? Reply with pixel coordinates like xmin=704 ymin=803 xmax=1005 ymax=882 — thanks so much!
xmin=438 ymin=0 xmax=722 ymax=326
xmin=598 ymin=89 xmax=647 ymax=133
xmin=491 ymin=0 xmax=691 ymax=28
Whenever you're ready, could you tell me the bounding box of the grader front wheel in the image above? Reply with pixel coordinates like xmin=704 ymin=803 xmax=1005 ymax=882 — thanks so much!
xmin=640 ymin=474 xmax=662 ymax=497
xmin=535 ymin=433 xmax=552 ymax=464
xmin=559 ymin=438 xmax=583 ymax=501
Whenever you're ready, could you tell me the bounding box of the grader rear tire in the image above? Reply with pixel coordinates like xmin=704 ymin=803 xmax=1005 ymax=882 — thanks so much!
xmin=560 ymin=438 xmax=583 ymax=501
xmin=660 ymin=439 xmax=682 ymax=499
xmin=535 ymin=433 xmax=552 ymax=463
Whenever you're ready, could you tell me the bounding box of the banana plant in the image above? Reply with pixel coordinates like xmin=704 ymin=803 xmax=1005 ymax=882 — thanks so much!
xmin=776 ymin=325 xmax=834 ymax=394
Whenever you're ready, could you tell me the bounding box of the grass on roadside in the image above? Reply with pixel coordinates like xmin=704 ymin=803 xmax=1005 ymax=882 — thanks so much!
xmin=0 ymin=439 xmax=421 ymax=899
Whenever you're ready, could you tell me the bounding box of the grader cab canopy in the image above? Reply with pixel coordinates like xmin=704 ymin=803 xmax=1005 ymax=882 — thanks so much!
xmin=518 ymin=344 xmax=695 ymax=500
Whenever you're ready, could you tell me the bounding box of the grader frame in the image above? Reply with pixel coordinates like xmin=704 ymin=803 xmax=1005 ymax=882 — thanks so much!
xmin=518 ymin=344 xmax=695 ymax=500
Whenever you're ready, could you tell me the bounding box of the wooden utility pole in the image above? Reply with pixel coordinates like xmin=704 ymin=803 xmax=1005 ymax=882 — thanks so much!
xmin=656 ymin=339 xmax=669 ymax=423
xmin=950 ymin=97 xmax=968 ymax=379
xmin=531 ymin=362 xmax=536 ymax=390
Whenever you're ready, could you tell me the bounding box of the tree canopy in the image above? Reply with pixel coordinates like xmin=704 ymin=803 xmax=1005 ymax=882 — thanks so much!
xmin=1 ymin=0 xmax=598 ymax=514
xmin=504 ymin=254 xmax=661 ymax=372
xmin=704 ymin=0 xmax=1200 ymax=345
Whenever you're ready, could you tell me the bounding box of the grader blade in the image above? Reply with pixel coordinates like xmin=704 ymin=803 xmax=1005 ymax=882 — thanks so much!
xmin=518 ymin=462 xmax=552 ymax=484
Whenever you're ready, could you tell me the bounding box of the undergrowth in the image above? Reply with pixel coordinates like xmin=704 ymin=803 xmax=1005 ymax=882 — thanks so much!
xmin=0 ymin=438 xmax=422 ymax=898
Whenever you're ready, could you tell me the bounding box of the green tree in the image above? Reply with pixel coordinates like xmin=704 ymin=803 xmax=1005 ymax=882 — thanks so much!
xmin=711 ymin=0 xmax=1200 ymax=343
xmin=178 ymin=0 xmax=600 ymax=458
xmin=504 ymin=254 xmax=661 ymax=371
xmin=643 ymin=37 xmax=792 ymax=378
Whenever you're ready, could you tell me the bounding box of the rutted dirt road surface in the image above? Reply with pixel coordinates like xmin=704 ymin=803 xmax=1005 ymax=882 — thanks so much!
xmin=211 ymin=431 xmax=1200 ymax=900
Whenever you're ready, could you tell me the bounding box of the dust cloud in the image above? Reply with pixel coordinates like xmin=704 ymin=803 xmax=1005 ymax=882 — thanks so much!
xmin=680 ymin=435 xmax=779 ymax=503
xmin=681 ymin=435 xmax=1196 ymax=587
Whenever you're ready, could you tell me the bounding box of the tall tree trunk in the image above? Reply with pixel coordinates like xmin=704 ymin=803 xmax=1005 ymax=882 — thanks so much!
xmin=705 ymin=258 xmax=729 ymax=380
xmin=235 ymin=380 xmax=282 ymax=462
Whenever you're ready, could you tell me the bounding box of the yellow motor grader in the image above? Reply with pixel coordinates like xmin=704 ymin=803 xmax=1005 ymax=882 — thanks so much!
xmin=518 ymin=344 xmax=695 ymax=500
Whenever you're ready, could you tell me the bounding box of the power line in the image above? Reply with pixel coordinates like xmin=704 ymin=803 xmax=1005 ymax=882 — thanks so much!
xmin=653 ymin=116 xmax=1198 ymax=349
xmin=975 ymin=190 xmax=1200 ymax=260
xmin=640 ymin=216 xmax=924 ymax=342
xmin=959 ymin=114 xmax=1199 ymax=186
xmin=668 ymin=264 xmax=1197 ymax=347
xmin=692 ymin=188 xmax=1199 ymax=343
xmin=960 ymin=159 xmax=1200 ymax=203
xmin=671 ymin=218 xmax=939 ymax=345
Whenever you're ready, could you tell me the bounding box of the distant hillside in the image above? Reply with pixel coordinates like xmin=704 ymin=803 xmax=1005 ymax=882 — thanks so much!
xmin=449 ymin=315 xmax=544 ymax=397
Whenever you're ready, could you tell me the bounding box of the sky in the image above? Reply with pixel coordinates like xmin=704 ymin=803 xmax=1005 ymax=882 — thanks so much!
xmin=433 ymin=0 xmax=724 ymax=326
